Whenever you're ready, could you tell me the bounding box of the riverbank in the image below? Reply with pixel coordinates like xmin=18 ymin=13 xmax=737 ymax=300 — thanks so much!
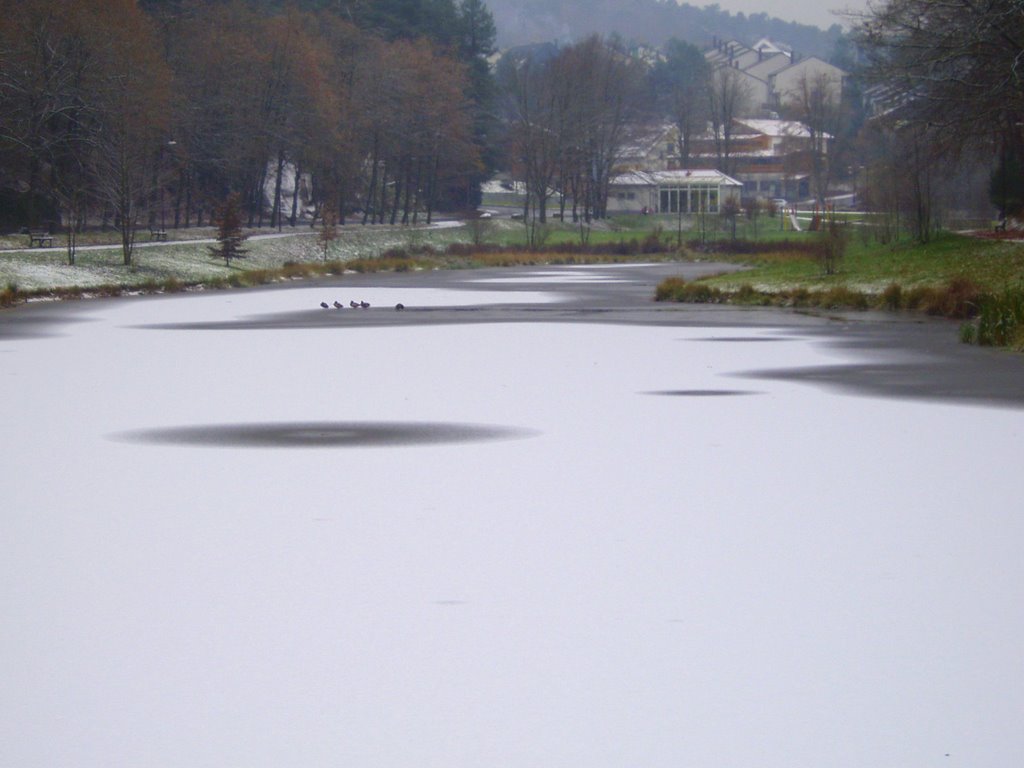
xmin=656 ymin=231 xmax=1024 ymax=349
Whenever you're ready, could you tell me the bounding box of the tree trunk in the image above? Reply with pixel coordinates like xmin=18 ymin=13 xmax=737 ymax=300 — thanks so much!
xmin=272 ymin=146 xmax=286 ymax=231
xmin=363 ymin=134 xmax=379 ymax=226
xmin=289 ymin=160 xmax=302 ymax=226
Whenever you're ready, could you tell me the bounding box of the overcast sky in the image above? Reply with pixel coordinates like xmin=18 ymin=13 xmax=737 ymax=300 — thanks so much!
xmin=700 ymin=0 xmax=872 ymax=30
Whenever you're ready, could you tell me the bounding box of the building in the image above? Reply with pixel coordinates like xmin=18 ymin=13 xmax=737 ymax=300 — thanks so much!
xmin=704 ymin=38 xmax=846 ymax=114
xmin=618 ymin=119 xmax=825 ymax=203
xmin=606 ymin=169 xmax=742 ymax=214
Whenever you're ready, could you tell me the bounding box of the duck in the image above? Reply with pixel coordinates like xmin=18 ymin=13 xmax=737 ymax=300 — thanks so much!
xmin=349 ymin=300 xmax=360 ymax=309
xmin=395 ymin=303 xmax=405 ymax=311
xmin=333 ymin=301 xmax=343 ymax=309
xmin=320 ymin=302 xmax=329 ymax=309
xmin=359 ymin=300 xmax=370 ymax=309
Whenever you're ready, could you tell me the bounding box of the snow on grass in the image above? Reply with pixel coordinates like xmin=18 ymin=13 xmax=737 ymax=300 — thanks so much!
xmin=1 ymin=284 xmax=1022 ymax=767
xmin=0 ymin=223 xmax=471 ymax=291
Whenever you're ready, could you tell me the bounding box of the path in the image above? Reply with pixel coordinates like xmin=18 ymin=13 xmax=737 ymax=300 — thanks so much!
xmin=0 ymin=219 xmax=464 ymax=256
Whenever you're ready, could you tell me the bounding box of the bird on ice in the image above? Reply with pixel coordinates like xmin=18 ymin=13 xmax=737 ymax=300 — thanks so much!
xmin=349 ymin=300 xmax=359 ymax=309
xmin=320 ymin=302 xmax=329 ymax=309
xmin=359 ymin=300 xmax=370 ymax=309
xmin=333 ymin=301 xmax=343 ymax=309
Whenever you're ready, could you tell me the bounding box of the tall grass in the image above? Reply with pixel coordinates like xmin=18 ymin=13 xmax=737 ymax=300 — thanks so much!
xmin=656 ymin=275 xmax=992 ymax=321
xmin=974 ymin=286 xmax=1024 ymax=348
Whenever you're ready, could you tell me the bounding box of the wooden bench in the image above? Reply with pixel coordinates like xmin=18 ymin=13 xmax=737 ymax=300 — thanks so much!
xmin=28 ymin=230 xmax=53 ymax=248
xmin=148 ymin=226 xmax=168 ymax=241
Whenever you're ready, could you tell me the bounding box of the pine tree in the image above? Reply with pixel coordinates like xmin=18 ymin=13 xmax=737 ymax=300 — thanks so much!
xmin=209 ymin=193 xmax=248 ymax=266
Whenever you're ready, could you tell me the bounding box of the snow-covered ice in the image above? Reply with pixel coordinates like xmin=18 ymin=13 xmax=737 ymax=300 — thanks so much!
xmin=1 ymin=278 xmax=1022 ymax=767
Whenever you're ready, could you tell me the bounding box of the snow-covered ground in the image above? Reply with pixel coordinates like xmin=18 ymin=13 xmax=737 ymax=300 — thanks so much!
xmin=2 ymin=274 xmax=1022 ymax=767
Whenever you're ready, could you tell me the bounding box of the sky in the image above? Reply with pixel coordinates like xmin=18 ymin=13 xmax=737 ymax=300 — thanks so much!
xmin=700 ymin=0 xmax=872 ymax=29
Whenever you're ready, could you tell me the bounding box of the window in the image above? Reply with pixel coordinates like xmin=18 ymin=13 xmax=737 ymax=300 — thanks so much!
xmin=659 ymin=184 xmax=722 ymax=214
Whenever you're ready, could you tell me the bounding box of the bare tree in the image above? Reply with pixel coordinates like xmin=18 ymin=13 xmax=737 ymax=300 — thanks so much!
xmin=706 ymin=66 xmax=751 ymax=176
xmin=651 ymin=39 xmax=710 ymax=169
xmin=855 ymin=0 xmax=1024 ymax=142
xmin=786 ymin=72 xmax=841 ymax=205
xmin=498 ymin=48 xmax=561 ymax=225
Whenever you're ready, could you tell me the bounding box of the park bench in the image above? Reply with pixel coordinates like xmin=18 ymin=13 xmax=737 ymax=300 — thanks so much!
xmin=148 ymin=226 xmax=168 ymax=241
xmin=994 ymin=219 xmax=1007 ymax=232
xmin=28 ymin=230 xmax=53 ymax=248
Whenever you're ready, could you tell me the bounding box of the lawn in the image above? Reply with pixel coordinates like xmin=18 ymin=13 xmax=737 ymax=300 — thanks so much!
xmin=700 ymin=231 xmax=1024 ymax=294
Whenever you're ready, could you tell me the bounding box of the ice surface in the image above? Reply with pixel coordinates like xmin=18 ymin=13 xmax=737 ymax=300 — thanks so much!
xmin=1 ymin=282 xmax=1022 ymax=767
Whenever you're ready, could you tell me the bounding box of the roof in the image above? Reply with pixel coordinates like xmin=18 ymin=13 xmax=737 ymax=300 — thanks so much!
xmin=751 ymin=38 xmax=791 ymax=55
xmin=610 ymin=169 xmax=743 ymax=188
xmin=733 ymin=119 xmax=813 ymax=138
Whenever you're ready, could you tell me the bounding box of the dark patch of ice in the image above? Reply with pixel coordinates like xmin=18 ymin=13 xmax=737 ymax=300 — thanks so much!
xmin=643 ymin=389 xmax=761 ymax=397
xmin=110 ymin=421 xmax=538 ymax=448
xmin=688 ymin=336 xmax=793 ymax=343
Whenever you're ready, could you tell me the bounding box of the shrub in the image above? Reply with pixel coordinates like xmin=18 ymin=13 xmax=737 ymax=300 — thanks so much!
xmin=281 ymin=262 xmax=317 ymax=279
xmin=734 ymin=284 xmax=759 ymax=303
xmin=654 ymin=276 xmax=722 ymax=303
xmin=901 ymin=278 xmax=982 ymax=317
xmin=685 ymin=238 xmax=818 ymax=255
xmin=879 ymin=283 xmax=903 ymax=310
xmin=959 ymin=322 xmax=977 ymax=344
xmin=903 ymin=285 xmax=938 ymax=311
xmin=785 ymin=287 xmax=812 ymax=307
xmin=0 ymin=282 xmax=18 ymax=307
xmin=930 ymin=277 xmax=983 ymax=318
xmin=816 ymin=286 xmax=869 ymax=310
xmin=815 ymin=218 xmax=849 ymax=275
xmin=381 ymin=246 xmax=410 ymax=260
xmin=655 ymin=276 xmax=688 ymax=301
xmin=641 ymin=226 xmax=667 ymax=253
xmin=976 ymin=286 xmax=1024 ymax=346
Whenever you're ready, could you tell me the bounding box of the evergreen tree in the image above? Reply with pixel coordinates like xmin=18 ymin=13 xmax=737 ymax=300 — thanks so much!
xmin=990 ymin=151 xmax=1024 ymax=218
xmin=209 ymin=193 xmax=248 ymax=266
xmin=454 ymin=0 xmax=499 ymax=207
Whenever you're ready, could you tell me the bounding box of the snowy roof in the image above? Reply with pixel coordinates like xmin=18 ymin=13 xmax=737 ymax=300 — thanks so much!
xmin=610 ymin=169 xmax=743 ymax=187
xmin=752 ymin=38 xmax=791 ymax=55
xmin=651 ymin=169 xmax=742 ymax=186
xmin=733 ymin=119 xmax=813 ymax=138
xmin=610 ymin=171 xmax=658 ymax=187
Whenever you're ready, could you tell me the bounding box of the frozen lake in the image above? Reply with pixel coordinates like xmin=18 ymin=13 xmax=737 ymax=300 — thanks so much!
xmin=2 ymin=263 xmax=1023 ymax=767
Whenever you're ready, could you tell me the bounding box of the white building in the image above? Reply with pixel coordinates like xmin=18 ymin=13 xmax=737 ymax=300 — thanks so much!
xmin=704 ymin=39 xmax=846 ymax=114
xmin=606 ymin=169 xmax=743 ymax=214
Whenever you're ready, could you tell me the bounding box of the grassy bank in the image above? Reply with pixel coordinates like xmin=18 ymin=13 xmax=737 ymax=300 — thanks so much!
xmin=655 ymin=231 xmax=1024 ymax=349
xmin=0 ymin=217 xmax=687 ymax=307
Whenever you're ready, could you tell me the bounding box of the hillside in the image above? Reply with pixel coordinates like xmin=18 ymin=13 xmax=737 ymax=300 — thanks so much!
xmin=486 ymin=0 xmax=844 ymax=59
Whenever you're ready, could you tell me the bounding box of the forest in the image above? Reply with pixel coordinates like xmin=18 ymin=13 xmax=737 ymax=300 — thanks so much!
xmin=0 ymin=0 xmax=497 ymax=262
xmin=1 ymin=0 xmax=1022 ymax=262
